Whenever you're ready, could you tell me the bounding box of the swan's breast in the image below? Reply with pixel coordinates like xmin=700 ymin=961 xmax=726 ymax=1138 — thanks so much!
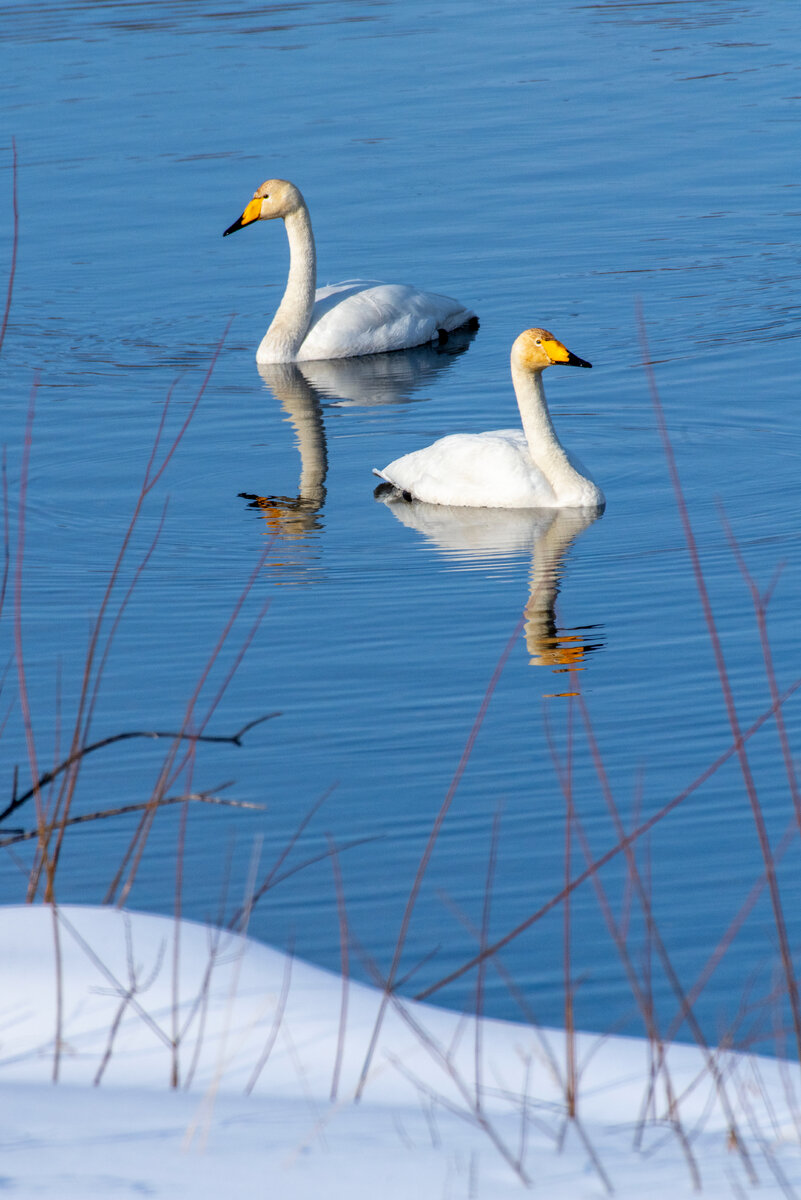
xmin=379 ymin=430 xmax=561 ymax=509
xmin=297 ymin=281 xmax=475 ymax=361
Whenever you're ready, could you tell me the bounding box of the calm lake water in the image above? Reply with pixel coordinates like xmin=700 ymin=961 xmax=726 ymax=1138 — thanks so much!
xmin=2 ymin=0 xmax=801 ymax=1051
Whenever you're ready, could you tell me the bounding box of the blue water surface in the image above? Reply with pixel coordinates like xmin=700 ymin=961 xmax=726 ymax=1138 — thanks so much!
xmin=1 ymin=0 xmax=800 ymax=1052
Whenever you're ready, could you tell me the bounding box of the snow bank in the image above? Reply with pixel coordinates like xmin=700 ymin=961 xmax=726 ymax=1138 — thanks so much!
xmin=1 ymin=904 xmax=799 ymax=1197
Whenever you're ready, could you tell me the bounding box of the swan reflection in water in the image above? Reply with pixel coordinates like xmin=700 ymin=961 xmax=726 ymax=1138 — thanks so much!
xmin=374 ymin=491 xmax=604 ymax=694
xmin=240 ymin=331 xmax=478 ymax=560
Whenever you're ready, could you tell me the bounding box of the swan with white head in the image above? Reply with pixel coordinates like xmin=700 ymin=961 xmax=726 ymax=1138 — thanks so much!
xmin=223 ymin=179 xmax=478 ymax=364
xmin=373 ymin=327 xmax=604 ymax=509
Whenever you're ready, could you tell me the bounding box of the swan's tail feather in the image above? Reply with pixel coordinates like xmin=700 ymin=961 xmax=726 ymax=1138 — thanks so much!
xmin=373 ymin=471 xmax=415 ymax=504
xmin=444 ymin=311 xmax=479 ymax=334
xmin=435 ymin=312 xmax=479 ymax=346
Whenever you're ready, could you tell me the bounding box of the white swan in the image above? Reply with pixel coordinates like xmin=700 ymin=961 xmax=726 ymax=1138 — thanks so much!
xmin=373 ymin=327 xmax=604 ymax=509
xmin=223 ymin=179 xmax=478 ymax=364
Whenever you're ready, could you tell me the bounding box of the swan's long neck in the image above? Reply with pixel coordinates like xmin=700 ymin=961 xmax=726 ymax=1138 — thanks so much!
xmin=511 ymin=361 xmax=597 ymax=506
xmin=258 ymin=205 xmax=317 ymax=363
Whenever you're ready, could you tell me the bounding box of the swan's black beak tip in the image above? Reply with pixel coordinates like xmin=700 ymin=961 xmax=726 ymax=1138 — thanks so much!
xmin=567 ymin=351 xmax=592 ymax=369
xmin=222 ymin=216 xmax=244 ymax=238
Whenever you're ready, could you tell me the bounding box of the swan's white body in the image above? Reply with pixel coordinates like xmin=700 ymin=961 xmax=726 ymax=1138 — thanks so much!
xmin=377 ymin=429 xmax=600 ymax=509
xmin=374 ymin=328 xmax=604 ymax=510
xmin=287 ymin=279 xmax=476 ymax=364
xmin=223 ymin=180 xmax=476 ymax=364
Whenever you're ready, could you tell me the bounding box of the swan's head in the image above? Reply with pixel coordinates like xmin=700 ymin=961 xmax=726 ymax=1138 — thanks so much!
xmin=223 ymin=179 xmax=305 ymax=236
xmin=511 ymin=328 xmax=592 ymax=371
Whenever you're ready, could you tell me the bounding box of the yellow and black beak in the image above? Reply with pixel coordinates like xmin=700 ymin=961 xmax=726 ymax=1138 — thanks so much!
xmin=222 ymin=197 xmax=262 ymax=238
xmin=542 ymin=338 xmax=592 ymax=369
xmin=561 ymin=350 xmax=592 ymax=369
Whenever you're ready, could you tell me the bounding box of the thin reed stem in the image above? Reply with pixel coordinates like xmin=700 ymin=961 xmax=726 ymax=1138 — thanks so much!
xmin=14 ymin=378 xmax=49 ymax=894
xmin=414 ymin=672 xmax=801 ymax=1003
xmin=562 ymin=697 xmax=576 ymax=1119
xmin=227 ymin=784 xmax=337 ymax=930
xmin=544 ymin=704 xmax=696 ymax=1179
xmin=475 ymin=799 xmax=503 ymax=1112
xmin=720 ymin=510 xmax=801 ymax=832
xmin=0 ymin=448 xmax=9 ymax=622
xmin=0 ymin=789 xmax=262 ymax=847
xmin=637 ymin=302 xmax=801 ymax=1070
xmin=111 ymin=565 xmax=271 ymax=906
xmin=355 ymin=607 xmax=529 ymax=1101
xmin=40 ymin=322 xmax=233 ymax=901
xmin=327 ymin=833 xmax=350 ymax=1104
xmin=0 ymin=137 xmax=18 ymax=355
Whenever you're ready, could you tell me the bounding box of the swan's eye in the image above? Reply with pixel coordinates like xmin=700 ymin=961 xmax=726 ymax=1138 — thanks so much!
xmin=535 ymin=338 xmax=542 ymax=346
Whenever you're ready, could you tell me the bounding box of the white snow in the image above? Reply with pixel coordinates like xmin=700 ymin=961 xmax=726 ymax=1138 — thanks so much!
xmin=1 ymin=903 xmax=800 ymax=1197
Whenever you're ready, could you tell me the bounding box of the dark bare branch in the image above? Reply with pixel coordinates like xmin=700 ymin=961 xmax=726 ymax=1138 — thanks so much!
xmin=0 ymin=713 xmax=279 ymax=826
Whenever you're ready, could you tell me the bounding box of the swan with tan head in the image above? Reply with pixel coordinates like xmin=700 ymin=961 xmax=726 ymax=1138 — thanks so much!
xmin=223 ymin=179 xmax=478 ymax=364
xmin=373 ymin=327 xmax=604 ymax=509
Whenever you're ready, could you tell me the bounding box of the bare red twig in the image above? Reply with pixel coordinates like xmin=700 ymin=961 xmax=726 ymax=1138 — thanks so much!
xmin=475 ymin=799 xmax=503 ymax=1113
xmin=543 ymin=703 xmax=698 ymax=1181
xmin=227 ymin=784 xmax=338 ymax=930
xmin=720 ymin=508 xmax=801 ymax=832
xmin=244 ymin=942 xmax=293 ymax=1096
xmin=576 ymin=693 xmax=717 ymax=1184
xmin=357 ymin=943 xmax=535 ymax=1188
xmin=0 ymin=789 xmax=263 ymax=848
xmin=0 ymin=137 xmax=18 ymax=355
xmin=562 ymin=697 xmax=576 ymax=1120
xmin=38 ymin=321 xmax=234 ymax=900
xmin=414 ymin=670 xmax=801 ymax=1003
xmin=0 ymin=448 xmax=9 ymax=622
xmin=54 ymin=907 xmax=173 ymax=1050
xmin=637 ymin=301 xmax=801 ymax=1070
xmin=50 ymin=900 xmax=63 ymax=1083
xmin=171 ymin=742 xmax=197 ymax=1088
xmin=93 ymin=918 xmax=167 ymax=1086
xmin=327 ymin=833 xmax=350 ymax=1103
xmin=436 ymin=889 xmax=566 ymax=1090
xmin=664 ymin=814 xmax=798 ymax=1052
xmin=355 ymin=607 xmax=529 ymax=1101
xmin=14 ymin=377 xmax=48 ymax=889
xmin=110 ymin=551 xmax=272 ymax=907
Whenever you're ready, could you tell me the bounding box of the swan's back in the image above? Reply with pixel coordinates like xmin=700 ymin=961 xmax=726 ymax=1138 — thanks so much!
xmin=376 ymin=431 xmax=562 ymax=509
xmin=297 ymin=281 xmax=476 ymax=361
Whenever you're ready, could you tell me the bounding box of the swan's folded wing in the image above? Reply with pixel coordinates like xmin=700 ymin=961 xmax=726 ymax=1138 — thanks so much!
xmin=299 ymin=281 xmax=476 ymax=360
xmin=376 ymin=431 xmax=559 ymax=509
